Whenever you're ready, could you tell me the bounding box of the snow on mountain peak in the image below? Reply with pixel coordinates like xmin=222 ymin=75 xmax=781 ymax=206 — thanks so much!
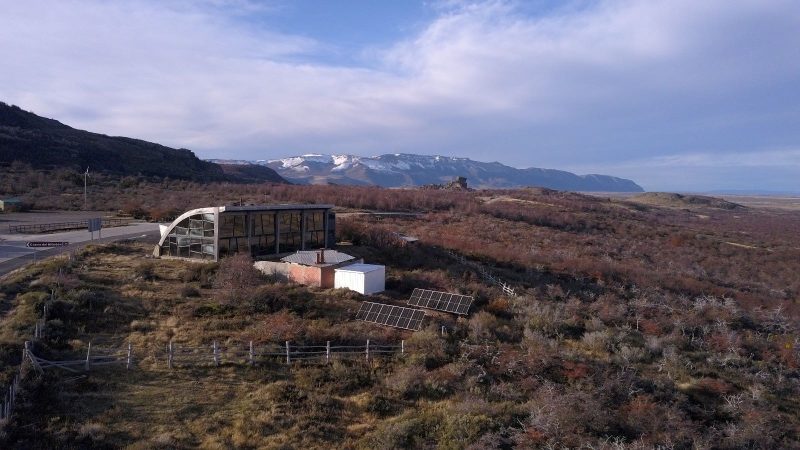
xmin=255 ymin=152 xmax=642 ymax=191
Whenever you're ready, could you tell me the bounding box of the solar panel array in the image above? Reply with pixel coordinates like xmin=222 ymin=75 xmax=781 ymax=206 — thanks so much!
xmin=355 ymin=302 xmax=425 ymax=331
xmin=407 ymin=288 xmax=474 ymax=315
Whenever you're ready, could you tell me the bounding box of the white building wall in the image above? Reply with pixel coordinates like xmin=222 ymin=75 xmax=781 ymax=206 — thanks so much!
xmin=335 ymin=264 xmax=385 ymax=295
xmin=363 ymin=266 xmax=385 ymax=294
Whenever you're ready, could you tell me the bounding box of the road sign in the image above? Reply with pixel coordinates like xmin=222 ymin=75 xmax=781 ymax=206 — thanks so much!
xmin=26 ymin=242 xmax=70 ymax=248
xmin=88 ymin=218 xmax=102 ymax=232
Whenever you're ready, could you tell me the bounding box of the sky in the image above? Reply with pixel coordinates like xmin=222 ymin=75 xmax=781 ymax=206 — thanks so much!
xmin=1 ymin=0 xmax=799 ymax=192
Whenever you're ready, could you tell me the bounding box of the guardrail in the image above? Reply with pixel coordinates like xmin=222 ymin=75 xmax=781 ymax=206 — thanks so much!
xmin=8 ymin=218 xmax=134 ymax=234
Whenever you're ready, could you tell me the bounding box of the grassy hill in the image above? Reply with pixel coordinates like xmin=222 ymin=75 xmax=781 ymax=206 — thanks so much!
xmin=1 ymin=186 xmax=799 ymax=448
xmin=0 ymin=102 xmax=286 ymax=184
xmin=630 ymin=192 xmax=744 ymax=210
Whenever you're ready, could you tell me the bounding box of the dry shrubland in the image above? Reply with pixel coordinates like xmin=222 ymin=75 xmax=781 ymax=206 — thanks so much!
xmin=0 ymin=183 xmax=798 ymax=448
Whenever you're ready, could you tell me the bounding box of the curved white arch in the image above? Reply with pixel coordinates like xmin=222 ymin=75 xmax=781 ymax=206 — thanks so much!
xmin=155 ymin=207 xmax=219 ymax=253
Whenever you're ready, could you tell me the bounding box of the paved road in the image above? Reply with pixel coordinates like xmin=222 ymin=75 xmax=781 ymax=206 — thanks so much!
xmin=0 ymin=223 xmax=161 ymax=277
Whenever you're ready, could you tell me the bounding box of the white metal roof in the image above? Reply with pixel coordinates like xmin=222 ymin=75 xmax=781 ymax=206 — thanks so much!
xmin=280 ymin=249 xmax=355 ymax=266
xmin=334 ymin=263 xmax=384 ymax=274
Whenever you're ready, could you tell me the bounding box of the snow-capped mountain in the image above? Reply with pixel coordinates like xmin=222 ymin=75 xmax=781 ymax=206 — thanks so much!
xmin=208 ymin=154 xmax=643 ymax=192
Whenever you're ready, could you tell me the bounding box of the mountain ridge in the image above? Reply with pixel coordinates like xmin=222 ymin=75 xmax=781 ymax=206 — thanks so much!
xmin=0 ymin=102 xmax=288 ymax=184
xmin=209 ymin=153 xmax=644 ymax=192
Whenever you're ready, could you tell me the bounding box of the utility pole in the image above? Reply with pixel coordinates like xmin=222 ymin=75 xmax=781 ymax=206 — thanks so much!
xmin=83 ymin=167 xmax=89 ymax=210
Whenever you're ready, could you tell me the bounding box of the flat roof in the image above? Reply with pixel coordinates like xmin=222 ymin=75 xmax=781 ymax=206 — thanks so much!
xmin=281 ymin=250 xmax=355 ymax=266
xmin=334 ymin=263 xmax=385 ymax=274
xmin=221 ymin=204 xmax=334 ymax=212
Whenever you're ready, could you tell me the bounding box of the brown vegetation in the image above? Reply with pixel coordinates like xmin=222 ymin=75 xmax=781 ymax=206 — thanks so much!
xmin=1 ymin=182 xmax=799 ymax=448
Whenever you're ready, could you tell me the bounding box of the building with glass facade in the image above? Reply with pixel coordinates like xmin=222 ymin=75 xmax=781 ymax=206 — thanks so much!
xmin=153 ymin=204 xmax=335 ymax=261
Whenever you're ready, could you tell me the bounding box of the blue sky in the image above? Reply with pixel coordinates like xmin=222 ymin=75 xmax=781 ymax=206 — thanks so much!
xmin=1 ymin=0 xmax=799 ymax=192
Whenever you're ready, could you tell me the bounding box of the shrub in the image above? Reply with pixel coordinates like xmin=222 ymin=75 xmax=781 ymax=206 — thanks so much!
xmin=213 ymin=254 xmax=263 ymax=304
xmin=366 ymin=394 xmax=399 ymax=417
xmin=405 ymin=326 xmax=447 ymax=367
xmin=468 ymin=311 xmax=499 ymax=343
xmin=180 ymin=263 xmax=217 ymax=287
xmin=134 ymin=261 xmax=157 ymax=281
xmin=180 ymin=285 xmax=201 ymax=298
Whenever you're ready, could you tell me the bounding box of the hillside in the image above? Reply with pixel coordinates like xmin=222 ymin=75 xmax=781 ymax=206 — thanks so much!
xmin=1 ymin=186 xmax=798 ymax=448
xmin=0 ymin=102 xmax=286 ymax=184
xmin=210 ymin=153 xmax=644 ymax=192
xmin=630 ymin=192 xmax=744 ymax=210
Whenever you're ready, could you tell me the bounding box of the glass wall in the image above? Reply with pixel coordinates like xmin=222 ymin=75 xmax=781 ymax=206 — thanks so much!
xmin=250 ymin=212 xmax=276 ymax=256
xmin=327 ymin=211 xmax=336 ymax=250
xmin=304 ymin=210 xmax=326 ymax=249
xmin=160 ymin=213 xmax=215 ymax=259
xmin=160 ymin=207 xmax=333 ymax=260
xmin=218 ymin=214 xmax=248 ymax=257
xmin=278 ymin=211 xmax=302 ymax=253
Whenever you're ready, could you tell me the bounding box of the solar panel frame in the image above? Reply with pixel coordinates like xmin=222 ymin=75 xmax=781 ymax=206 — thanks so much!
xmin=407 ymin=288 xmax=474 ymax=315
xmin=356 ymin=302 xmax=425 ymax=331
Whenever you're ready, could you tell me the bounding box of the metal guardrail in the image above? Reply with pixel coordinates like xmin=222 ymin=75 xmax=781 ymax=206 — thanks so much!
xmin=8 ymin=218 xmax=133 ymax=234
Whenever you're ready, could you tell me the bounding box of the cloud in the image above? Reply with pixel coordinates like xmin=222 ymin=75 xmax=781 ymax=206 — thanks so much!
xmin=0 ymin=0 xmax=798 ymax=191
xmin=632 ymin=149 xmax=800 ymax=169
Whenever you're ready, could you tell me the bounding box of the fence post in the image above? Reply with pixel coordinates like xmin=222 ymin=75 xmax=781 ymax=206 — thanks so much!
xmin=326 ymin=341 xmax=330 ymax=363
xmin=168 ymin=342 xmax=173 ymax=369
xmin=441 ymin=325 xmax=446 ymax=336
xmin=366 ymin=339 xmax=370 ymax=361
xmin=401 ymin=340 xmax=404 ymax=355
xmin=85 ymin=342 xmax=92 ymax=371
xmin=285 ymin=341 xmax=290 ymax=364
xmin=11 ymin=377 xmax=16 ymax=415
xmin=126 ymin=343 xmax=132 ymax=370
xmin=249 ymin=341 xmax=254 ymax=366
xmin=213 ymin=341 xmax=219 ymax=366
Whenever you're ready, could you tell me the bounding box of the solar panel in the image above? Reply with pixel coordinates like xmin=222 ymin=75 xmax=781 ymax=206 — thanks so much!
xmin=407 ymin=288 xmax=474 ymax=315
xmin=356 ymin=302 xmax=425 ymax=331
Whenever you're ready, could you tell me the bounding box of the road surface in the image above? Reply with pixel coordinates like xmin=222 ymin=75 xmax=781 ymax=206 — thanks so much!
xmin=0 ymin=222 xmax=161 ymax=277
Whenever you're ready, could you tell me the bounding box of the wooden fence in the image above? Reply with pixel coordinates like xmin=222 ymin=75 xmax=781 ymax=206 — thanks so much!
xmin=25 ymin=339 xmax=406 ymax=373
xmin=445 ymin=250 xmax=518 ymax=297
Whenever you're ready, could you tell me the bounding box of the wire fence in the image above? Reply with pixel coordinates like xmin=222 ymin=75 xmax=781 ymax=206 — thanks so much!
xmin=1 ymin=289 xmax=56 ymax=427
xmin=445 ymin=249 xmax=518 ymax=296
xmin=0 ymin=371 xmax=22 ymax=425
xmin=163 ymin=340 xmax=404 ymax=367
xmin=24 ymin=339 xmax=406 ymax=373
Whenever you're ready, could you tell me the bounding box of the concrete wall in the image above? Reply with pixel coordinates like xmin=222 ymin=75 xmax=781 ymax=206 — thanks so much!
xmin=253 ymin=261 xmax=290 ymax=282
